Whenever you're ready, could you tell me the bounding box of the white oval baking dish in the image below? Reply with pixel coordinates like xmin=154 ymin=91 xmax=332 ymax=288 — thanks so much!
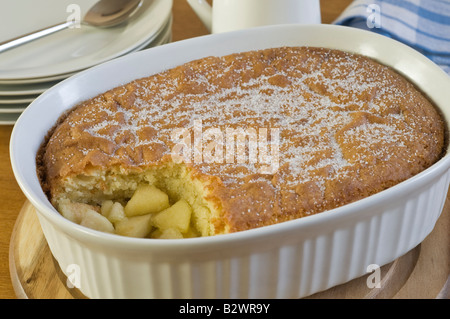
xmin=10 ymin=24 xmax=450 ymax=299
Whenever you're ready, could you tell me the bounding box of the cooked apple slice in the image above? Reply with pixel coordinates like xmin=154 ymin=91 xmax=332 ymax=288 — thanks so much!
xmin=152 ymin=199 xmax=192 ymax=233
xmin=101 ymin=200 xmax=126 ymax=224
xmin=115 ymin=214 xmax=153 ymax=238
xmin=158 ymin=228 xmax=184 ymax=239
xmin=108 ymin=202 xmax=127 ymax=224
xmin=58 ymin=199 xmax=114 ymax=233
xmin=124 ymin=184 xmax=170 ymax=217
xmin=100 ymin=200 xmax=114 ymax=217
xmin=80 ymin=209 xmax=115 ymax=233
xmin=182 ymin=226 xmax=199 ymax=238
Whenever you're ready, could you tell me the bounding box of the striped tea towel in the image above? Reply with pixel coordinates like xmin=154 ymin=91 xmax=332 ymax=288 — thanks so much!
xmin=333 ymin=0 xmax=450 ymax=75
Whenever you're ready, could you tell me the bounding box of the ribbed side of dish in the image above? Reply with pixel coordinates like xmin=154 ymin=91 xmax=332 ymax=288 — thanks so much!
xmin=35 ymin=168 xmax=450 ymax=299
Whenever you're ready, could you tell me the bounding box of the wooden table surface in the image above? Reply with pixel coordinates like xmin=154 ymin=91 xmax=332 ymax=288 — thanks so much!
xmin=0 ymin=0 xmax=354 ymax=299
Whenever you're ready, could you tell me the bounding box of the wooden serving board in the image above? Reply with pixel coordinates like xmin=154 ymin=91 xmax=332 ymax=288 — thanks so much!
xmin=9 ymin=200 xmax=450 ymax=299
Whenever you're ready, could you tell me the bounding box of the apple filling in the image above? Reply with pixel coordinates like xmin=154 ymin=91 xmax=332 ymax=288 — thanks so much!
xmin=59 ymin=184 xmax=202 ymax=239
xmin=54 ymin=163 xmax=223 ymax=239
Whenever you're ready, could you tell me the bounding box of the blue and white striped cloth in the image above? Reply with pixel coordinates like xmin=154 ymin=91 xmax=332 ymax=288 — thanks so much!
xmin=333 ymin=0 xmax=450 ymax=75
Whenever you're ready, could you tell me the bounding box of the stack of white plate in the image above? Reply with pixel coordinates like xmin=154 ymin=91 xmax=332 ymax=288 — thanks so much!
xmin=0 ymin=0 xmax=173 ymax=125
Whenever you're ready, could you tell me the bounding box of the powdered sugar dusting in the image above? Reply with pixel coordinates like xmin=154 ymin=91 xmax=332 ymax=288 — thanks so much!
xmin=51 ymin=47 xmax=443 ymax=216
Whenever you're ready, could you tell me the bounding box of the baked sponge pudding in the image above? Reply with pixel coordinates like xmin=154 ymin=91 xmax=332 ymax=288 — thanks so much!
xmin=37 ymin=47 xmax=446 ymax=239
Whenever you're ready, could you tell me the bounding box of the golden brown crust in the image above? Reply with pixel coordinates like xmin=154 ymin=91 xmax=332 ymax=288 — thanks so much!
xmin=39 ymin=47 xmax=446 ymax=233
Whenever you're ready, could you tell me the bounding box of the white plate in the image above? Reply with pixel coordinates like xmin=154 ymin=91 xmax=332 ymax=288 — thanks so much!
xmin=0 ymin=112 xmax=21 ymax=124
xmin=0 ymin=72 xmax=78 ymax=86
xmin=0 ymin=105 xmax=28 ymax=114
xmin=110 ymin=13 xmax=172 ymax=54
xmin=0 ymin=0 xmax=172 ymax=82
xmin=140 ymin=14 xmax=173 ymax=49
xmin=0 ymin=94 xmax=37 ymax=104
xmin=0 ymin=14 xmax=172 ymax=123
xmin=0 ymin=80 xmax=62 ymax=96
xmin=0 ymin=12 xmax=173 ymax=87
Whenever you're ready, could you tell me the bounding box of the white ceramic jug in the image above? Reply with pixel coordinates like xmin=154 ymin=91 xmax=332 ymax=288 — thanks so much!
xmin=186 ymin=0 xmax=321 ymax=34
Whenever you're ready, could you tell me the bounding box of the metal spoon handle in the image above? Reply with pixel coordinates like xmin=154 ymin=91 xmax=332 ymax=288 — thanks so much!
xmin=0 ymin=20 xmax=75 ymax=54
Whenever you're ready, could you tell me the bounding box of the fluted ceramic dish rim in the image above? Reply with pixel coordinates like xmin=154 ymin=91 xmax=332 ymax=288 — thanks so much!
xmin=10 ymin=24 xmax=450 ymax=297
